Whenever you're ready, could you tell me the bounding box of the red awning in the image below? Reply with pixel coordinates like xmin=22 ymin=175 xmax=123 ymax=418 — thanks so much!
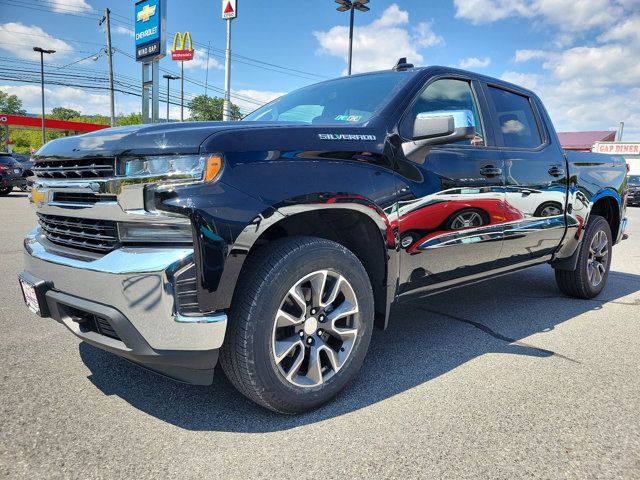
xmin=557 ymin=131 xmax=616 ymax=151
xmin=0 ymin=114 xmax=110 ymax=133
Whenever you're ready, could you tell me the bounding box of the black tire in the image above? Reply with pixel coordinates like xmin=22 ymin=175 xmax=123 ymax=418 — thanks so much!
xmin=444 ymin=208 xmax=488 ymax=230
xmin=0 ymin=186 xmax=12 ymax=196
xmin=220 ymin=236 xmax=375 ymax=414
xmin=555 ymin=215 xmax=612 ymax=299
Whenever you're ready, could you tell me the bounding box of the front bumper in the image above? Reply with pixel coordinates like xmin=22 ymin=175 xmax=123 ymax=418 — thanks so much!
xmin=22 ymin=228 xmax=227 ymax=385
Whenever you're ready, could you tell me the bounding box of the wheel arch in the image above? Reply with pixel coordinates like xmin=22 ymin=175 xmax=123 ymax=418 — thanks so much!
xmin=232 ymin=204 xmax=394 ymax=329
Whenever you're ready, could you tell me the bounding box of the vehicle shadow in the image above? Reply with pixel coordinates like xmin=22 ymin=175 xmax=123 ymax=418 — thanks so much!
xmin=4 ymin=193 xmax=28 ymax=198
xmin=79 ymin=264 xmax=640 ymax=432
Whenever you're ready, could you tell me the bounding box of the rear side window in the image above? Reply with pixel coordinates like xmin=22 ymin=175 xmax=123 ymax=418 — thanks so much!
xmin=487 ymin=86 xmax=542 ymax=148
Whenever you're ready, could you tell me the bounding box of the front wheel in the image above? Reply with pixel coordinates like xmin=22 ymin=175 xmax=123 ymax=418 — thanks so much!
xmin=0 ymin=186 xmax=12 ymax=196
xmin=220 ymin=236 xmax=374 ymax=414
xmin=555 ymin=215 xmax=612 ymax=299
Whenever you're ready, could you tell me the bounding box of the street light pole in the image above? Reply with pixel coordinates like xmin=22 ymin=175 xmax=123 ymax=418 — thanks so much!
xmin=334 ymin=0 xmax=370 ymax=75
xmin=163 ymin=74 xmax=180 ymax=122
xmin=33 ymin=47 xmax=55 ymax=146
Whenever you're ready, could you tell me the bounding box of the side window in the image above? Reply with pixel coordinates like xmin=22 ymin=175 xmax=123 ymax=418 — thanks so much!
xmin=404 ymin=79 xmax=484 ymax=146
xmin=487 ymin=86 xmax=542 ymax=148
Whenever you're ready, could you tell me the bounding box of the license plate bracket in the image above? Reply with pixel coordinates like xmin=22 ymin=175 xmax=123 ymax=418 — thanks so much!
xmin=18 ymin=272 xmax=51 ymax=317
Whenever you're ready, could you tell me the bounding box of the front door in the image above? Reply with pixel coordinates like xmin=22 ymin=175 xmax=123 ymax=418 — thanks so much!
xmin=395 ymin=77 xmax=509 ymax=295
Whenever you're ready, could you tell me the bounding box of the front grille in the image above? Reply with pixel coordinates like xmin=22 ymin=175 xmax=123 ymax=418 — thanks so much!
xmin=37 ymin=213 xmax=120 ymax=253
xmin=33 ymin=158 xmax=116 ymax=179
xmin=174 ymin=263 xmax=199 ymax=315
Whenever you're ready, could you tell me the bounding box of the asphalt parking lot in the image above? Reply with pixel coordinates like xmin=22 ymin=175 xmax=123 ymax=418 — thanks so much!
xmin=1 ymin=192 xmax=639 ymax=479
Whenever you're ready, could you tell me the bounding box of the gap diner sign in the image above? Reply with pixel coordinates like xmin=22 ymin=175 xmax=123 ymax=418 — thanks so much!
xmin=171 ymin=32 xmax=194 ymax=61
xmin=594 ymin=143 xmax=640 ymax=155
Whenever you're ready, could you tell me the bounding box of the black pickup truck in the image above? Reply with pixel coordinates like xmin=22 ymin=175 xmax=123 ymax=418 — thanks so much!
xmin=19 ymin=64 xmax=629 ymax=413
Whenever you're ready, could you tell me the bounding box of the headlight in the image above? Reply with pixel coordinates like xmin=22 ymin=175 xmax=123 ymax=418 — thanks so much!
xmin=124 ymin=154 xmax=223 ymax=183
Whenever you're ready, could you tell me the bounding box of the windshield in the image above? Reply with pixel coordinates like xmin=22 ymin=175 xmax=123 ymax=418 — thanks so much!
xmin=243 ymin=71 xmax=413 ymax=125
xmin=0 ymin=155 xmax=17 ymax=165
xmin=629 ymin=175 xmax=640 ymax=184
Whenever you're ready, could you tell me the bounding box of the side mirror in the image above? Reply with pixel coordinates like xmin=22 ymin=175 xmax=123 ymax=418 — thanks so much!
xmin=412 ymin=109 xmax=476 ymax=145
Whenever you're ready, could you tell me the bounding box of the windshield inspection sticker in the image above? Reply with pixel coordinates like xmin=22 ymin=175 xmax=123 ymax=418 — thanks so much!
xmin=334 ymin=114 xmax=363 ymax=123
xmin=318 ymin=134 xmax=377 ymax=141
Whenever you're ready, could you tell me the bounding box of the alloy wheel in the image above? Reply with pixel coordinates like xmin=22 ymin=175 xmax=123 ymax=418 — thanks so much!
xmin=271 ymin=269 xmax=360 ymax=388
xmin=587 ymin=230 xmax=609 ymax=287
xmin=450 ymin=211 xmax=484 ymax=230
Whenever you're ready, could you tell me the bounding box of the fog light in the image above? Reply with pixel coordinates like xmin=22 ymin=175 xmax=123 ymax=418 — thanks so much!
xmin=118 ymin=222 xmax=193 ymax=243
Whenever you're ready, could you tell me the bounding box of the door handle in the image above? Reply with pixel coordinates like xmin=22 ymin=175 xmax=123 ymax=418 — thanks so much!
xmin=548 ymin=166 xmax=565 ymax=177
xmin=480 ymin=165 xmax=502 ymax=177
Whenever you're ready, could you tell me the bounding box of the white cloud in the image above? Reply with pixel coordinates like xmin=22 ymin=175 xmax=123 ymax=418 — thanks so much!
xmin=114 ymin=26 xmax=134 ymax=37
xmin=49 ymin=0 xmax=92 ymax=13
xmin=232 ymin=89 xmax=284 ymax=113
xmin=458 ymin=57 xmax=491 ymax=69
xmin=0 ymin=23 xmax=73 ymax=60
xmin=181 ymin=48 xmax=224 ymax=71
xmin=501 ymin=13 xmax=640 ymax=140
xmin=314 ymin=4 xmax=443 ymax=74
xmin=514 ymin=49 xmax=547 ymax=62
xmin=454 ymin=0 xmax=625 ymax=32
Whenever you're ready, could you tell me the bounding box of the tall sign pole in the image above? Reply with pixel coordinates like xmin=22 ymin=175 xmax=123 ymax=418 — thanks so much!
xmin=171 ymin=32 xmax=193 ymax=122
xmin=135 ymin=0 xmax=166 ymax=124
xmin=222 ymin=0 xmax=237 ymax=121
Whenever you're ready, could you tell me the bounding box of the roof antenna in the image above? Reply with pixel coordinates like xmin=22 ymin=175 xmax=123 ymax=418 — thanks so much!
xmin=393 ymin=57 xmax=414 ymax=71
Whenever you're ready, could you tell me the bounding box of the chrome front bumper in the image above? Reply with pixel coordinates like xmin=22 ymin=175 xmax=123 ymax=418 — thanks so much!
xmin=23 ymin=228 xmax=227 ymax=381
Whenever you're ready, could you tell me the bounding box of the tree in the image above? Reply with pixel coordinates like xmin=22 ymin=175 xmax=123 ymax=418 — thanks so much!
xmin=187 ymin=95 xmax=241 ymax=121
xmin=51 ymin=107 xmax=81 ymax=120
xmin=117 ymin=112 xmax=142 ymax=126
xmin=0 ymin=90 xmax=27 ymax=115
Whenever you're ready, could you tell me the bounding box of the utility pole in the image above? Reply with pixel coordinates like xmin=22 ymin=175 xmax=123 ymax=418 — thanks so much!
xmin=33 ymin=47 xmax=55 ymax=146
xmin=100 ymin=9 xmax=116 ymax=126
xmin=204 ymin=41 xmax=211 ymax=97
xmin=223 ymin=18 xmax=232 ymax=121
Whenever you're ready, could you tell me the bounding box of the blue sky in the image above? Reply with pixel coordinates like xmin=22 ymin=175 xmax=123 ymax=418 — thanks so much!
xmin=0 ymin=0 xmax=638 ymax=138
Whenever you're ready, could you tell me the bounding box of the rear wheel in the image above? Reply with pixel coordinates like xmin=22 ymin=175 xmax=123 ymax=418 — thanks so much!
xmin=0 ymin=186 xmax=12 ymax=196
xmin=220 ymin=236 xmax=374 ymax=414
xmin=555 ymin=215 xmax=612 ymax=299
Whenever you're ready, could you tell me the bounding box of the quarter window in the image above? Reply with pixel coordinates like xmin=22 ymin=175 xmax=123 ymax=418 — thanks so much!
xmin=487 ymin=86 xmax=542 ymax=148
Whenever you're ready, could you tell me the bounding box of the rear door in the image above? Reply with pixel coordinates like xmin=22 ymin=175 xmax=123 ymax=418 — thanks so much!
xmin=482 ymin=84 xmax=567 ymax=266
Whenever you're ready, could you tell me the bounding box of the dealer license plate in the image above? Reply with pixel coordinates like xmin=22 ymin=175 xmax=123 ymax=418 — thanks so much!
xmin=19 ymin=278 xmax=40 ymax=314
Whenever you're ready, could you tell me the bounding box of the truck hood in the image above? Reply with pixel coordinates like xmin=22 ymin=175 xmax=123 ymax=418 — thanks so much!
xmin=35 ymin=121 xmax=308 ymax=159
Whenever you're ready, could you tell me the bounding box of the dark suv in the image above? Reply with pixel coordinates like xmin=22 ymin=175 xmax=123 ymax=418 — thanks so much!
xmin=628 ymin=175 xmax=640 ymax=206
xmin=0 ymin=152 xmax=26 ymax=195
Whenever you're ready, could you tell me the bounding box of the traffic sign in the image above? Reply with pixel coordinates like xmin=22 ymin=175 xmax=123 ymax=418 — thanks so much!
xmin=222 ymin=0 xmax=237 ymax=19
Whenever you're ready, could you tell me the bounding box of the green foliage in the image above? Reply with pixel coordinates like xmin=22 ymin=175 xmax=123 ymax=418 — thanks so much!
xmin=50 ymin=107 xmax=81 ymax=120
xmin=0 ymin=90 xmax=27 ymax=115
xmin=116 ymin=112 xmax=142 ymax=126
xmin=187 ymin=95 xmax=241 ymax=121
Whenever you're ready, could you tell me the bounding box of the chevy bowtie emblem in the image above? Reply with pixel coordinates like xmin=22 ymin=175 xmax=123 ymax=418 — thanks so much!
xmin=137 ymin=4 xmax=156 ymax=22
xmin=30 ymin=187 xmax=46 ymax=207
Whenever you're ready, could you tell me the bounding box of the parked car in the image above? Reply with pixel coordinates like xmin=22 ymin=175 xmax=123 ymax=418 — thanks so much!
xmin=0 ymin=152 xmax=27 ymax=195
xmin=19 ymin=64 xmax=628 ymax=413
xmin=628 ymin=175 xmax=640 ymax=206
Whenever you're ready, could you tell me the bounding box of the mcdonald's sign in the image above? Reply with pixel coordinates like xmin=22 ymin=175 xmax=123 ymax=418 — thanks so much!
xmin=171 ymin=32 xmax=194 ymax=61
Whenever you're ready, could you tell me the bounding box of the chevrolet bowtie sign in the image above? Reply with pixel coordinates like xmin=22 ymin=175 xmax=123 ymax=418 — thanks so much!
xmin=134 ymin=0 xmax=166 ymax=62
xmin=171 ymin=32 xmax=194 ymax=61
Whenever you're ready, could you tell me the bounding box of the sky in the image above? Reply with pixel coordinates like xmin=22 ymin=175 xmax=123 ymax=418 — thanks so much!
xmin=0 ymin=0 xmax=639 ymax=139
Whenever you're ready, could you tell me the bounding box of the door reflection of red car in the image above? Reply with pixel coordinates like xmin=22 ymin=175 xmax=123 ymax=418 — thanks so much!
xmin=400 ymin=198 xmax=524 ymax=249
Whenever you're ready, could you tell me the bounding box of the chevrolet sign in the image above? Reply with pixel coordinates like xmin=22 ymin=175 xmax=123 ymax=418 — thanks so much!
xmin=134 ymin=0 xmax=166 ymax=62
